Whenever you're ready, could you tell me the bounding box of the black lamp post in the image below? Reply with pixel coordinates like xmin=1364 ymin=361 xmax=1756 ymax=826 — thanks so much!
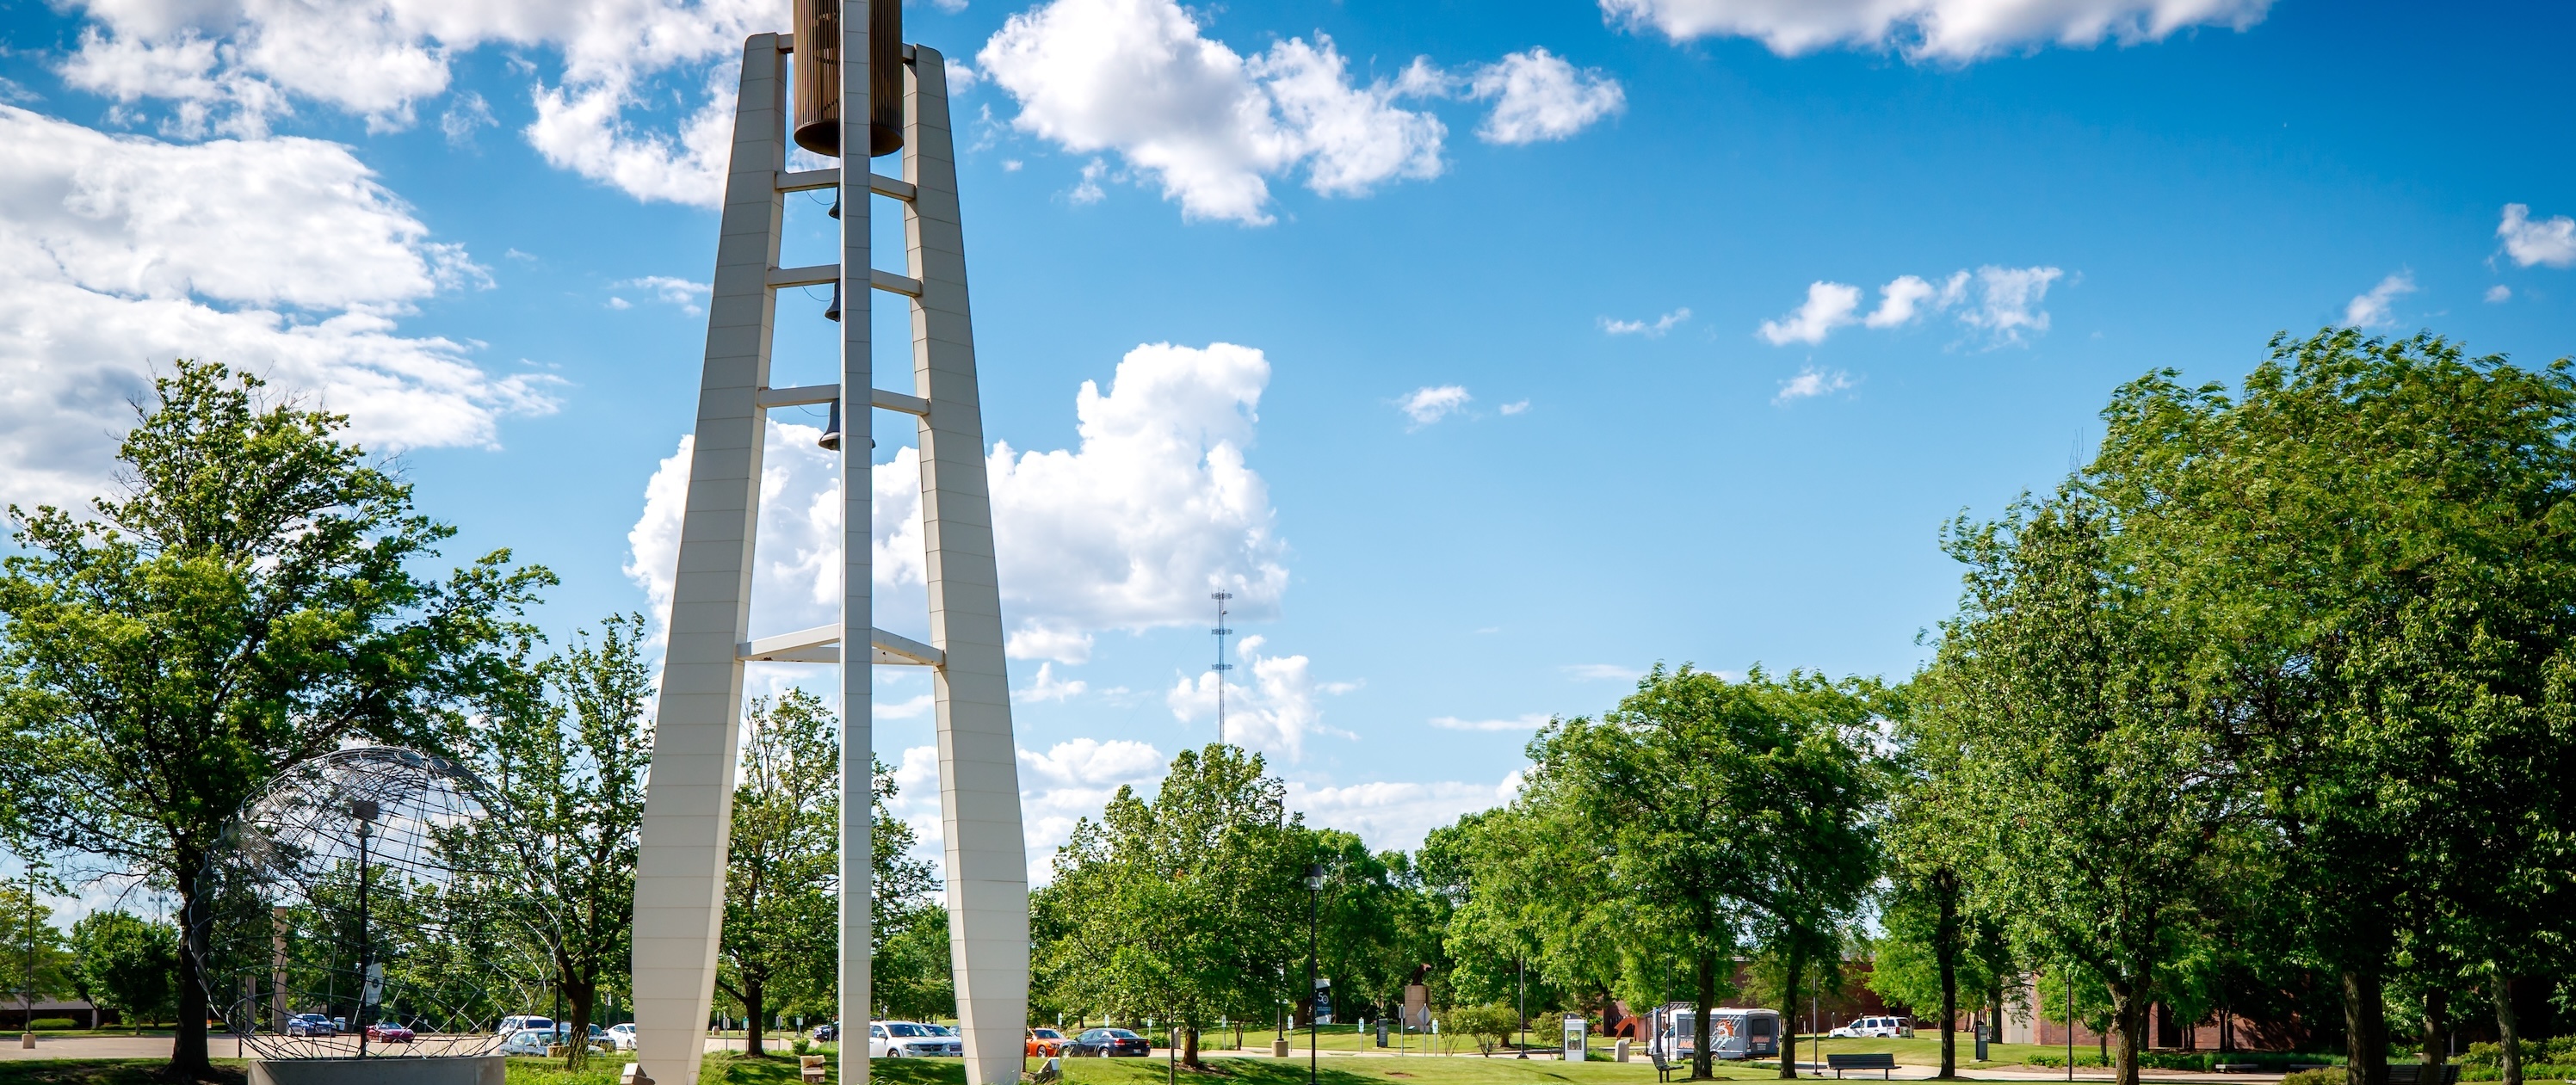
xmin=1516 ymin=958 xmax=1528 ymax=1059
xmin=1306 ymin=863 xmax=1324 ymax=1085
xmin=352 ymin=798 xmax=379 ymax=1059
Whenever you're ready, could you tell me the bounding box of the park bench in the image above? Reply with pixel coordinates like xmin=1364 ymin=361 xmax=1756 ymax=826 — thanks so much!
xmin=1651 ymin=1048 xmax=1681 ymax=1082
xmin=1827 ymin=1053 xmax=1899 ymax=1079
xmin=2213 ymin=1064 xmax=2261 ymax=1073
xmin=2388 ymin=1065 xmax=2461 ymax=1085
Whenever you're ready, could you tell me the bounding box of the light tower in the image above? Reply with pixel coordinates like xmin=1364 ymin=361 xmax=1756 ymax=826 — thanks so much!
xmin=1210 ymin=592 xmax=1233 ymax=747
xmin=627 ymin=3 xmax=1028 ymax=1084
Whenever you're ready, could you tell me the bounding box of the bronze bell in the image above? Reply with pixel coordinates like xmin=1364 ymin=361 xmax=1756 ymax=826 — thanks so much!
xmin=820 ymin=398 xmax=841 ymax=451
xmin=791 ymin=0 xmax=903 ymax=159
xmin=825 ymin=281 xmax=841 ymax=322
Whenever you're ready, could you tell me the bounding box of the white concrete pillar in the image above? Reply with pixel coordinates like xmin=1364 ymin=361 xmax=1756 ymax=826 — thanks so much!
xmin=902 ymin=46 xmax=1029 ymax=1085
xmin=630 ymin=31 xmax=784 ymax=1085
xmin=836 ymin=8 xmax=877 ymax=1085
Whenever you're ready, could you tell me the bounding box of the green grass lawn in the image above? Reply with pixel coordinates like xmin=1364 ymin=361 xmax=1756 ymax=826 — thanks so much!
xmin=0 ymin=1058 xmax=249 ymax=1085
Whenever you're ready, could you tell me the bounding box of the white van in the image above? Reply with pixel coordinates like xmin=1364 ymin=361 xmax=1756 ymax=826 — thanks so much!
xmin=498 ymin=1015 xmax=555 ymax=1036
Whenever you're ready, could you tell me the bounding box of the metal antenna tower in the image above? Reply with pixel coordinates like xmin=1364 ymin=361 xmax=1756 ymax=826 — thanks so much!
xmin=1210 ymin=591 xmax=1233 ymax=747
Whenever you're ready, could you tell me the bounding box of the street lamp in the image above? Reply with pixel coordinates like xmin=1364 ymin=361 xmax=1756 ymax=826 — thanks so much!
xmin=1516 ymin=958 xmax=1527 ymax=1059
xmin=1306 ymin=864 xmax=1325 ymax=1085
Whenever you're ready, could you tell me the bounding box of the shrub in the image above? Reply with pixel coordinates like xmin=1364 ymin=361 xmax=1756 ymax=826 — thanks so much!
xmin=1439 ymin=1006 xmax=1519 ymax=1058
xmin=2282 ymin=1070 xmax=2344 ymax=1085
xmin=793 ymin=1039 xmax=811 ymax=1056
xmin=28 ymin=1019 xmax=79 ymax=1031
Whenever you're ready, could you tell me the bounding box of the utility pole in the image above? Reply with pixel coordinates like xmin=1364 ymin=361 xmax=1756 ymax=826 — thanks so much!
xmin=1210 ymin=593 xmax=1233 ymax=747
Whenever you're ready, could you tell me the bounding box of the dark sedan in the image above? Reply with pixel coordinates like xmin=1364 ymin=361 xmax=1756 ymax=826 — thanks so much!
xmin=1065 ymin=1028 xmax=1151 ymax=1057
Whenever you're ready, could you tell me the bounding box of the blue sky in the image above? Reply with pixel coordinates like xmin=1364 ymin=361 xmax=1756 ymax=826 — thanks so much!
xmin=3 ymin=0 xmax=2573 ymax=882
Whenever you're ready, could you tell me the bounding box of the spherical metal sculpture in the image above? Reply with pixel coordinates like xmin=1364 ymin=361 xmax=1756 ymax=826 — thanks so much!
xmin=193 ymin=746 xmax=547 ymax=1060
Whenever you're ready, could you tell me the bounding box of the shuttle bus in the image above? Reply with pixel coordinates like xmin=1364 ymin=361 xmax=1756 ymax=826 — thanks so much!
xmin=1646 ymin=1004 xmax=1781 ymax=1063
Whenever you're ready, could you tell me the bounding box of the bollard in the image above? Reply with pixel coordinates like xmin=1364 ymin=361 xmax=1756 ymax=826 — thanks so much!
xmin=1617 ymin=1039 xmax=1631 ymax=1063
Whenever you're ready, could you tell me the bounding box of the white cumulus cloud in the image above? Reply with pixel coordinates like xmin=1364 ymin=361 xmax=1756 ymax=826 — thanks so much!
xmin=2344 ymin=271 xmax=2416 ymax=330
xmin=1776 ymin=365 xmax=1855 ymax=404
xmin=1467 ymin=47 xmax=1624 ymax=145
xmin=0 ymin=105 xmax=551 ymax=514
xmin=977 ymin=0 xmax=1445 ymax=224
xmin=626 ymin=342 xmax=1289 ymax=668
xmin=53 ymin=0 xmax=771 ymax=204
xmin=1758 ymin=280 xmax=1863 ymax=345
xmin=1763 ymin=266 xmax=2062 ymax=346
xmin=2499 ymin=204 xmax=2576 ymax=269
xmin=1288 ymin=774 xmax=1523 ymax=854
xmin=1603 ymin=308 xmax=1690 ymax=336
xmin=1598 ymin=0 xmax=2273 ymax=63
xmin=1398 ymin=385 xmax=1473 ymax=427
xmin=1165 ymin=634 xmax=1349 ymax=761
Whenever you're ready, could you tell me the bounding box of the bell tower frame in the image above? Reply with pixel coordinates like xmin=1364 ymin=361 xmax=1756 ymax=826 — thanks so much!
xmin=627 ymin=22 xmax=1029 ymax=1085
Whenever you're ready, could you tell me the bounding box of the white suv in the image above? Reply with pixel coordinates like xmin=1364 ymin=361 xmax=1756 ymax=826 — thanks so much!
xmin=1831 ymin=1016 xmax=1911 ymax=1039
xmin=608 ymin=1023 xmax=639 ymax=1051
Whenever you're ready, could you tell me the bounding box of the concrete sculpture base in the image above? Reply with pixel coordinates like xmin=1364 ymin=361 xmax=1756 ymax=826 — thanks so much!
xmin=249 ymin=1056 xmax=505 ymax=1085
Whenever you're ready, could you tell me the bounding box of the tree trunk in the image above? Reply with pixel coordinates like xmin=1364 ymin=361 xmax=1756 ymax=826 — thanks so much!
xmin=2109 ymin=979 xmax=2147 ymax=1085
xmin=1778 ymin=940 xmax=1807 ymax=1081
xmin=744 ymin=974 xmax=766 ymax=1058
xmin=565 ymin=977 xmax=598 ymax=1070
xmin=2494 ymin=980 xmax=2522 ymax=1085
xmin=2343 ymin=968 xmax=2389 ymax=1085
xmin=2421 ymin=988 xmax=2448 ymax=1070
xmin=169 ymin=872 xmax=213 ymax=1080
xmin=1937 ymin=880 xmax=1961 ymax=1079
xmin=1694 ymin=952 xmax=1717 ymax=1081
xmin=1184 ymin=1025 xmax=1201 ymax=1068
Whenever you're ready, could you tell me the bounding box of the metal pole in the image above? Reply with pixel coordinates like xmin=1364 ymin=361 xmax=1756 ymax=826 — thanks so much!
xmin=1308 ymin=884 xmax=1319 ymax=1085
xmin=355 ymin=811 xmax=371 ymax=1059
xmin=1517 ymin=958 xmax=1528 ymax=1058
xmin=2065 ymin=964 xmax=2073 ymax=1082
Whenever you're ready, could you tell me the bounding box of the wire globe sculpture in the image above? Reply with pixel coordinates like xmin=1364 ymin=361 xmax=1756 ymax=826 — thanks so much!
xmin=194 ymin=746 xmax=549 ymax=1059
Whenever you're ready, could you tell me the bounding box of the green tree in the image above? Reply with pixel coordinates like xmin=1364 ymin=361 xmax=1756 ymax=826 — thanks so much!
xmin=466 ymin=615 xmax=650 ymax=1069
xmin=1036 ymin=743 xmax=1305 ymax=1066
xmin=0 ymin=361 xmax=550 ymax=1076
xmin=716 ymin=691 xmax=844 ymax=1056
xmin=1931 ymin=495 xmax=2239 ymax=1085
xmin=68 ymin=910 xmax=179 ymax=1031
xmin=868 ymin=748 xmax=941 ymax=1025
xmin=1876 ymin=674 xmax=2013 ymax=1078
xmin=2086 ymin=330 xmax=2576 ymax=1085
xmin=1529 ymin=666 xmax=1882 ymax=1081
xmin=0 ymin=874 xmax=71 ymax=1031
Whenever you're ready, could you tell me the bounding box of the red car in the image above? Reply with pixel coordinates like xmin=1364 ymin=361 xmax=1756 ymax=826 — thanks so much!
xmin=1028 ymin=1027 xmax=1066 ymax=1057
xmin=366 ymin=1022 xmax=416 ymax=1043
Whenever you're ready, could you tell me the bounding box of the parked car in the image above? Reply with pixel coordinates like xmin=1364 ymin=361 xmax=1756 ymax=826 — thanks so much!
xmin=1065 ymin=1028 xmax=1151 ymax=1057
xmin=285 ymin=1014 xmax=337 ymax=1038
xmin=870 ymin=1021 xmax=965 ymax=1058
xmin=499 ymin=1028 xmax=554 ymax=1056
xmin=608 ymin=1023 xmax=639 ymax=1051
xmin=498 ymin=1015 xmax=555 ymax=1036
xmin=366 ymin=1021 xmax=416 ymax=1043
xmin=1830 ymin=1017 xmax=1912 ymax=1039
xmin=1028 ymin=1027 xmax=1067 ymax=1057
xmin=812 ymin=1021 xmax=839 ymax=1042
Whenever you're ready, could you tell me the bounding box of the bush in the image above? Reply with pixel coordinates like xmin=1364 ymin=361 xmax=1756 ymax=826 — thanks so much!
xmin=793 ymin=1039 xmax=811 ymax=1056
xmin=1438 ymin=1005 xmax=1519 ymax=1058
xmin=2283 ymin=1070 xmax=2343 ymax=1085
xmin=27 ymin=1018 xmax=79 ymax=1031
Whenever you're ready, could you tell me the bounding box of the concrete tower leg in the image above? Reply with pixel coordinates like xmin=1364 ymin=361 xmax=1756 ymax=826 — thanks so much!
xmin=900 ymin=46 xmax=1029 ymax=1085
xmin=630 ymin=31 xmax=784 ymax=1085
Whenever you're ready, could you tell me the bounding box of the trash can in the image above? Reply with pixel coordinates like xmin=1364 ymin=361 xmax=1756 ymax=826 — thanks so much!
xmin=1617 ymin=1039 xmax=1632 ymax=1063
xmin=1272 ymin=1037 xmax=1290 ymax=1057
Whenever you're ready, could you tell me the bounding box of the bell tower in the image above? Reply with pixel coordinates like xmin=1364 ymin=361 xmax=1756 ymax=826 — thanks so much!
xmin=627 ymin=4 xmax=1029 ymax=1083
